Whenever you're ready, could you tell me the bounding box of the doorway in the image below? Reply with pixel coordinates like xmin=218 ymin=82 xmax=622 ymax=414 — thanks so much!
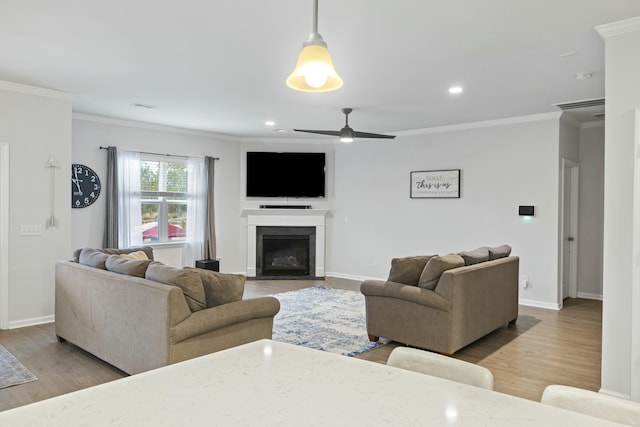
xmin=559 ymin=158 xmax=579 ymax=305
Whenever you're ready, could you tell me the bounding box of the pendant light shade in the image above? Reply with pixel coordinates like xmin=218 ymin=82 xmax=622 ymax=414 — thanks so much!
xmin=286 ymin=0 xmax=343 ymax=92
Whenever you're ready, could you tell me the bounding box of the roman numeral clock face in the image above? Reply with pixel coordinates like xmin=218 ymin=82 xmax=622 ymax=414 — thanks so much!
xmin=71 ymin=164 xmax=101 ymax=208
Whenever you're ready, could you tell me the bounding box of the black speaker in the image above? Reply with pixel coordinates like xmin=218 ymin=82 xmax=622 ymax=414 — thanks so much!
xmin=519 ymin=205 xmax=535 ymax=216
xmin=196 ymin=259 xmax=220 ymax=271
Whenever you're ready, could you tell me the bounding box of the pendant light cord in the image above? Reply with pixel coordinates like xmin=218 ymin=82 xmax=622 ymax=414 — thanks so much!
xmin=312 ymin=0 xmax=318 ymax=35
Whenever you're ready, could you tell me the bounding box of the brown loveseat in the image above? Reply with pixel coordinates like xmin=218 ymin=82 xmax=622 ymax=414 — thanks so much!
xmin=360 ymin=246 xmax=518 ymax=354
xmin=56 ymin=247 xmax=280 ymax=374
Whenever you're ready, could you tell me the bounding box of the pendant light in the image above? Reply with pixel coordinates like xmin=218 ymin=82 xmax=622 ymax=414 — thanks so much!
xmin=286 ymin=0 xmax=343 ymax=92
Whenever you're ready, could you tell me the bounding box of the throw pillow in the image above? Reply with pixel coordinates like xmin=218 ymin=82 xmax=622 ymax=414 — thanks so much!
xmin=417 ymin=254 xmax=465 ymax=290
xmin=459 ymin=247 xmax=490 ymax=266
xmin=101 ymin=246 xmax=155 ymax=261
xmin=119 ymin=250 xmax=149 ymax=261
xmin=146 ymin=262 xmax=206 ymax=312
xmin=186 ymin=268 xmax=245 ymax=308
xmin=105 ymin=255 xmax=151 ymax=278
xmin=488 ymin=245 xmax=512 ymax=260
xmin=79 ymin=248 xmax=110 ymax=269
xmin=388 ymin=256 xmax=434 ymax=285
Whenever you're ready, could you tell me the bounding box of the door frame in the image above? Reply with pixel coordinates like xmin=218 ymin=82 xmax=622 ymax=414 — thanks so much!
xmin=0 ymin=143 xmax=8 ymax=329
xmin=559 ymin=158 xmax=579 ymax=306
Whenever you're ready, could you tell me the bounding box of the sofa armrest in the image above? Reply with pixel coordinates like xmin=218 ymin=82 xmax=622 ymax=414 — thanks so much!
xmin=360 ymin=280 xmax=451 ymax=312
xmin=170 ymin=296 xmax=281 ymax=344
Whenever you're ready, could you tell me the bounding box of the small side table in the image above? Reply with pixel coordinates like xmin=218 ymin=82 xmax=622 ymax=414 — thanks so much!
xmin=195 ymin=259 xmax=220 ymax=271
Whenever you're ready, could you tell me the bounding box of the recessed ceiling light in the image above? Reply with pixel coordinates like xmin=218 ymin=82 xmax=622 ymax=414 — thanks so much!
xmin=577 ymin=72 xmax=592 ymax=80
xmin=448 ymin=86 xmax=463 ymax=94
xmin=265 ymin=120 xmax=275 ymax=126
xmin=131 ymin=103 xmax=157 ymax=109
xmin=273 ymin=128 xmax=288 ymax=133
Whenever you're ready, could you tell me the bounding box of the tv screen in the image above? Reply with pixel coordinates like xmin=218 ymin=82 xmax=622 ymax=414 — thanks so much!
xmin=246 ymin=152 xmax=326 ymax=198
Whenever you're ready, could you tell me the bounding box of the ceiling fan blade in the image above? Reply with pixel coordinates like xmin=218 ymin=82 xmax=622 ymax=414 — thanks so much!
xmin=353 ymin=131 xmax=396 ymax=139
xmin=293 ymin=129 xmax=341 ymax=136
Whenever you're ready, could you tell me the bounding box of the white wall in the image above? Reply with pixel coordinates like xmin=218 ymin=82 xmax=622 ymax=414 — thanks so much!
xmin=71 ymin=116 xmax=244 ymax=272
xmin=578 ymin=124 xmax=605 ymax=299
xmin=328 ymin=116 xmax=563 ymax=308
xmin=597 ymin=18 xmax=640 ymax=400
xmin=0 ymin=82 xmax=72 ymax=328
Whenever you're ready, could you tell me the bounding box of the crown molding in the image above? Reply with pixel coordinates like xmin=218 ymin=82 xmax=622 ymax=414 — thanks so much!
xmin=581 ymin=120 xmax=605 ymax=129
xmin=72 ymin=113 xmax=240 ymax=142
xmin=394 ymin=111 xmax=563 ymax=137
xmin=239 ymin=136 xmax=337 ymax=145
xmin=560 ymin=112 xmax=582 ymax=129
xmin=0 ymin=80 xmax=74 ymax=101
xmin=596 ymin=16 xmax=640 ymax=38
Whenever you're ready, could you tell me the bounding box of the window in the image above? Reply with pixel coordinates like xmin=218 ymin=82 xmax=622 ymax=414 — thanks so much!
xmin=139 ymin=156 xmax=189 ymax=243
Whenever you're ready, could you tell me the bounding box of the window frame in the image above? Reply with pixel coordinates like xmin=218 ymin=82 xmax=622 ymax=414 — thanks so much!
xmin=139 ymin=154 xmax=189 ymax=244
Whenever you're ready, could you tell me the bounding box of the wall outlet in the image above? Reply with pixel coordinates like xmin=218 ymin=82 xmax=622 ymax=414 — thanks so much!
xmin=520 ymin=275 xmax=529 ymax=289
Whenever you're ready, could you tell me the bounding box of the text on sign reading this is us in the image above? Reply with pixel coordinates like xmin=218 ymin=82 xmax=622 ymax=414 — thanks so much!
xmin=416 ymin=179 xmax=452 ymax=190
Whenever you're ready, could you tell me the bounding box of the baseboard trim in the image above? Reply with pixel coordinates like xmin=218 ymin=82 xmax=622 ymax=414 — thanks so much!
xmin=518 ymin=299 xmax=561 ymax=310
xmin=8 ymin=315 xmax=55 ymax=330
xmin=577 ymin=291 xmax=603 ymax=301
xmin=325 ymin=271 xmax=382 ymax=282
xmin=598 ymin=388 xmax=631 ymax=400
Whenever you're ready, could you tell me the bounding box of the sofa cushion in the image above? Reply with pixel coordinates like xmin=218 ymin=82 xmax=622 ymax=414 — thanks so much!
xmin=186 ymin=268 xmax=245 ymax=308
xmin=119 ymin=250 xmax=149 ymax=261
xmin=417 ymin=254 xmax=465 ymax=290
xmin=79 ymin=248 xmax=110 ymax=269
xmin=488 ymin=245 xmax=512 ymax=260
xmin=388 ymin=256 xmax=434 ymax=285
xmin=459 ymin=247 xmax=490 ymax=265
xmin=72 ymin=246 xmax=154 ymax=263
xmin=105 ymin=255 xmax=152 ymax=278
xmin=146 ymin=262 xmax=206 ymax=312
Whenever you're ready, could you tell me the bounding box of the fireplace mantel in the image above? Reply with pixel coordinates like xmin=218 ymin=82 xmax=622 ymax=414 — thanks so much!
xmin=242 ymin=209 xmax=330 ymax=278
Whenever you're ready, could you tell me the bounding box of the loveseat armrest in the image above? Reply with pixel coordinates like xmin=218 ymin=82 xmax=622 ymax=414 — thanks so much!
xmin=170 ymin=296 xmax=281 ymax=344
xmin=360 ymin=280 xmax=451 ymax=312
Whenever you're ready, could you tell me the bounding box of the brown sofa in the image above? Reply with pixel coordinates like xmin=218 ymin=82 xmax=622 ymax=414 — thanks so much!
xmin=360 ymin=249 xmax=519 ymax=354
xmin=56 ymin=248 xmax=280 ymax=375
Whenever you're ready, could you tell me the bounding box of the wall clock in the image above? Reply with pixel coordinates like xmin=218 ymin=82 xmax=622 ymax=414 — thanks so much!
xmin=71 ymin=164 xmax=101 ymax=208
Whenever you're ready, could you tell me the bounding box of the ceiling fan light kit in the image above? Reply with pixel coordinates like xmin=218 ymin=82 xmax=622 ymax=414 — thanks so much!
xmin=286 ymin=0 xmax=343 ymax=92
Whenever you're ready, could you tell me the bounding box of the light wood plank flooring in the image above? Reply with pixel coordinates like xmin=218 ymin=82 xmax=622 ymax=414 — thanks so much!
xmin=0 ymin=277 xmax=601 ymax=412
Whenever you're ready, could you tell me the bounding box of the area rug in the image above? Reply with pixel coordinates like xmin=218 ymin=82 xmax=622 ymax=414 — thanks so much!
xmin=0 ymin=344 xmax=37 ymax=389
xmin=271 ymin=286 xmax=381 ymax=357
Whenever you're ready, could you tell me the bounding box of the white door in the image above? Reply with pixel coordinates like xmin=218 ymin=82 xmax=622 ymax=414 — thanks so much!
xmin=560 ymin=159 xmax=579 ymax=302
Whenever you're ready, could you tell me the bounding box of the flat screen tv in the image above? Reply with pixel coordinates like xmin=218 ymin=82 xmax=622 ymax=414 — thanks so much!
xmin=246 ymin=151 xmax=326 ymax=198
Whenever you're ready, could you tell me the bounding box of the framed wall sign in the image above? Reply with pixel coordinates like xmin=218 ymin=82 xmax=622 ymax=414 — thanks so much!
xmin=410 ymin=169 xmax=460 ymax=199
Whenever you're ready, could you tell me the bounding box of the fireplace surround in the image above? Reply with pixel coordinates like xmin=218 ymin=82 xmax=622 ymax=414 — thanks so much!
xmin=256 ymin=226 xmax=316 ymax=279
xmin=243 ymin=208 xmax=329 ymax=279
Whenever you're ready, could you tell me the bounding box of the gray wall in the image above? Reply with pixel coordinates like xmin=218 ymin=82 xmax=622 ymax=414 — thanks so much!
xmin=0 ymin=82 xmax=72 ymax=328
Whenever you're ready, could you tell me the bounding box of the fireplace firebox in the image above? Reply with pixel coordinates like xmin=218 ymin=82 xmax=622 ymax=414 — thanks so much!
xmin=256 ymin=226 xmax=316 ymax=279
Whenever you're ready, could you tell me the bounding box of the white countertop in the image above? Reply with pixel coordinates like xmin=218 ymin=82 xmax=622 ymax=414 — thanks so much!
xmin=0 ymin=340 xmax=624 ymax=426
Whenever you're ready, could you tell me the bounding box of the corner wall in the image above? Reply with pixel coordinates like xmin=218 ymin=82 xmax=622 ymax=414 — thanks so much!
xmin=71 ymin=116 xmax=244 ymax=272
xmin=329 ymin=116 xmax=563 ymax=308
xmin=597 ymin=17 xmax=640 ymax=400
xmin=0 ymin=82 xmax=72 ymax=328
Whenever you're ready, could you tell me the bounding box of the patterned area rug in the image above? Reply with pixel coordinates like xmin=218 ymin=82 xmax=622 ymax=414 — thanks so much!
xmin=0 ymin=344 xmax=37 ymax=389
xmin=271 ymin=286 xmax=381 ymax=357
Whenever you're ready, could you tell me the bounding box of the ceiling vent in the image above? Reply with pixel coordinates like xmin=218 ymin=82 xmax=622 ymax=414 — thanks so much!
xmin=593 ymin=112 xmax=605 ymax=119
xmin=552 ymin=97 xmax=605 ymax=110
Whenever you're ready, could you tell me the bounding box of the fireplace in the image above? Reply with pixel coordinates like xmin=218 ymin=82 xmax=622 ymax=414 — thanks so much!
xmin=256 ymin=226 xmax=316 ymax=279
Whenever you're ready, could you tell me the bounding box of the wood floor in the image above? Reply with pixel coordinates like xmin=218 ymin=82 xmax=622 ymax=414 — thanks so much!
xmin=0 ymin=277 xmax=601 ymax=412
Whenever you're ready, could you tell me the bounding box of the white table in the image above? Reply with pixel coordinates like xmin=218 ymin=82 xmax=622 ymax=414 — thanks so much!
xmin=0 ymin=340 xmax=624 ymax=426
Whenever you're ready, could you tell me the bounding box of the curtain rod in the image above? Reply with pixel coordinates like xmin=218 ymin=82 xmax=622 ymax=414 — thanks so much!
xmin=99 ymin=146 xmax=219 ymax=160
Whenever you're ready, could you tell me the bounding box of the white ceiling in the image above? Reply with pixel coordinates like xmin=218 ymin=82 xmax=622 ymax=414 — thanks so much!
xmin=2 ymin=1 xmax=640 ymax=140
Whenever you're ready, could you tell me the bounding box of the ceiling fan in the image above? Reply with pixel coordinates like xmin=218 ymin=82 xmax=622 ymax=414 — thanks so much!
xmin=294 ymin=108 xmax=396 ymax=142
